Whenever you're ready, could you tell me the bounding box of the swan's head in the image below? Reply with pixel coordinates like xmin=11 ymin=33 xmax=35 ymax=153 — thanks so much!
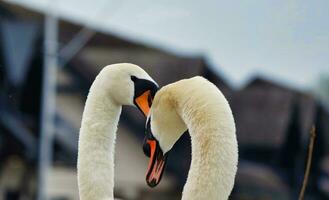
xmin=142 ymin=83 xmax=187 ymax=187
xmin=99 ymin=63 xmax=158 ymax=116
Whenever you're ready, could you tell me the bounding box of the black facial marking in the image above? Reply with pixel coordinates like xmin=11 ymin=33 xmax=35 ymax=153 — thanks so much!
xmin=147 ymin=93 xmax=152 ymax=107
xmin=131 ymin=76 xmax=158 ymax=106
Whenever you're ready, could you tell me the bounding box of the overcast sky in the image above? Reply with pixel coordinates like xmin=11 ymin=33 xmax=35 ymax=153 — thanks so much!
xmin=7 ymin=0 xmax=329 ymax=90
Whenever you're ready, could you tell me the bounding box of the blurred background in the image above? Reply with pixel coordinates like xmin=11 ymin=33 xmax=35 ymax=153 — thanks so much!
xmin=0 ymin=0 xmax=328 ymax=199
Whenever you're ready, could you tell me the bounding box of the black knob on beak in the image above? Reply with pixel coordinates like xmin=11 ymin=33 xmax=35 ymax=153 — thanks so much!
xmin=143 ymin=136 xmax=151 ymax=157
xmin=143 ymin=118 xmax=155 ymax=157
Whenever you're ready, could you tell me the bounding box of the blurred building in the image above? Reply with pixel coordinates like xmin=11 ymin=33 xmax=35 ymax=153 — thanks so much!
xmin=0 ymin=1 xmax=329 ymax=200
xmin=230 ymin=78 xmax=329 ymax=199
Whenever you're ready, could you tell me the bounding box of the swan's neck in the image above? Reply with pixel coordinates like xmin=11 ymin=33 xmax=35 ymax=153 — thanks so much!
xmin=180 ymin=94 xmax=238 ymax=200
xmin=78 ymin=82 xmax=121 ymax=200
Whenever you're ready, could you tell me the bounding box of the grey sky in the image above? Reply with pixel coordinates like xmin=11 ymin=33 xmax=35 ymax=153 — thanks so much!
xmin=8 ymin=0 xmax=329 ymax=90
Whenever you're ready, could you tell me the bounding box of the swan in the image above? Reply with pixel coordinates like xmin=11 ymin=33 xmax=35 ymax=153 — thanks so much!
xmin=77 ymin=63 xmax=158 ymax=200
xmin=143 ymin=76 xmax=238 ymax=200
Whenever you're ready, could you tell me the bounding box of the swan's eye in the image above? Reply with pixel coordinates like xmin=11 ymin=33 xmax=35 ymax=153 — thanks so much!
xmin=131 ymin=75 xmax=137 ymax=82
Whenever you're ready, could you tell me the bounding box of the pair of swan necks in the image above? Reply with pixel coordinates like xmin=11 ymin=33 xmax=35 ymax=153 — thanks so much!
xmin=78 ymin=65 xmax=238 ymax=200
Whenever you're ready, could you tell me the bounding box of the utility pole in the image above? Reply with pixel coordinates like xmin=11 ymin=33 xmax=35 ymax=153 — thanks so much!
xmin=37 ymin=12 xmax=58 ymax=200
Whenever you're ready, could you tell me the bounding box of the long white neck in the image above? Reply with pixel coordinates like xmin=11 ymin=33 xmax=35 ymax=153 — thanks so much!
xmin=77 ymin=79 xmax=121 ymax=200
xmin=177 ymin=81 xmax=238 ymax=200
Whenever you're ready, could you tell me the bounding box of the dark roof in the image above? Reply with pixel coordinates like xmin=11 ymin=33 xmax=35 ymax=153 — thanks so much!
xmin=59 ymin=20 xmax=154 ymax=50
xmin=231 ymin=77 xmax=296 ymax=148
xmin=67 ymin=37 xmax=217 ymax=87
xmin=0 ymin=1 xmax=42 ymax=20
xmin=231 ymin=77 xmax=320 ymax=149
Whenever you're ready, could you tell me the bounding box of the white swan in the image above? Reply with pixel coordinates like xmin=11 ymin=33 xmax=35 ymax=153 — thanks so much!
xmin=143 ymin=76 xmax=238 ymax=200
xmin=77 ymin=63 xmax=158 ymax=200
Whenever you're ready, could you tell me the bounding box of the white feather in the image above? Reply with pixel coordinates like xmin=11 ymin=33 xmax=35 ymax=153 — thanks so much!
xmin=77 ymin=63 xmax=155 ymax=200
xmin=150 ymin=76 xmax=238 ymax=200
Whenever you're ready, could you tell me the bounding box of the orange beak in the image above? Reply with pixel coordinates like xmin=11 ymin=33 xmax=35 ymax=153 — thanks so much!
xmin=143 ymin=120 xmax=168 ymax=187
xmin=134 ymin=90 xmax=152 ymax=116
xmin=145 ymin=139 xmax=167 ymax=187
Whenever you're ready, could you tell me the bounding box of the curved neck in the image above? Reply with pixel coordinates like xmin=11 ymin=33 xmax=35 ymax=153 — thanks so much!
xmin=178 ymin=90 xmax=238 ymax=200
xmin=78 ymin=82 xmax=121 ymax=200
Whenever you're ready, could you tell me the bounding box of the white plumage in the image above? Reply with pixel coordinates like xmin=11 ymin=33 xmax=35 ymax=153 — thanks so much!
xmin=77 ymin=63 xmax=156 ymax=200
xmin=149 ymin=76 xmax=238 ymax=200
